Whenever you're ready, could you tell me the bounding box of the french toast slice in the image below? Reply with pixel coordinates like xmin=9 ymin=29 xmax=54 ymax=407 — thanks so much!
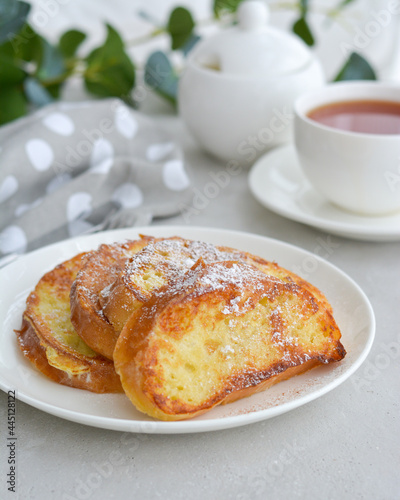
xmin=114 ymin=260 xmax=346 ymax=421
xmin=15 ymin=253 xmax=123 ymax=393
xmin=70 ymin=236 xmax=156 ymax=359
xmin=100 ymin=237 xmax=255 ymax=337
xmin=100 ymin=237 xmax=334 ymax=345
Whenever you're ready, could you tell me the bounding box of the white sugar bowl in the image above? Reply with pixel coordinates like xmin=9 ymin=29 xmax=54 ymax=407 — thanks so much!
xmin=178 ymin=0 xmax=325 ymax=164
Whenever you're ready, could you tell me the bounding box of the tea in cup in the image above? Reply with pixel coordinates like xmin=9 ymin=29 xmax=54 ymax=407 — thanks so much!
xmin=293 ymin=81 xmax=400 ymax=216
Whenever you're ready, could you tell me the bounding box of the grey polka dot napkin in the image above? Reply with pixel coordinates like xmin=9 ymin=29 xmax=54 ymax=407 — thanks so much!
xmin=0 ymin=98 xmax=192 ymax=258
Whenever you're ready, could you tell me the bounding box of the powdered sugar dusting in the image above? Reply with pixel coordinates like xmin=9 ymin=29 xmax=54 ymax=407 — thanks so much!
xmin=198 ymin=260 xmax=268 ymax=289
xmin=216 ymin=360 xmax=349 ymax=419
xmin=122 ymin=238 xmax=251 ymax=301
xmin=196 ymin=261 xmax=282 ymax=316
xmin=220 ymin=345 xmax=235 ymax=359
xmin=125 ymin=238 xmax=245 ymax=277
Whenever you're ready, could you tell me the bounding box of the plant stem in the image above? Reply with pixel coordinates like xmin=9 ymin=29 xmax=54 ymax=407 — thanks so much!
xmin=126 ymin=28 xmax=165 ymax=47
xmin=39 ymin=67 xmax=84 ymax=87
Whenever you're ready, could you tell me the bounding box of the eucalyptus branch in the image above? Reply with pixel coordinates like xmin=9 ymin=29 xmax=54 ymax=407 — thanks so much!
xmin=39 ymin=68 xmax=82 ymax=87
xmin=126 ymin=28 xmax=166 ymax=48
xmin=0 ymin=0 xmax=376 ymax=126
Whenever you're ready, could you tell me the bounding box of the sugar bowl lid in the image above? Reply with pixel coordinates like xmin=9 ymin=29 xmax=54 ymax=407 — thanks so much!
xmin=190 ymin=0 xmax=314 ymax=77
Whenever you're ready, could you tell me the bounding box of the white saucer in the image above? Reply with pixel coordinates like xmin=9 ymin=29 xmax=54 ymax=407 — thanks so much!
xmin=249 ymin=145 xmax=400 ymax=242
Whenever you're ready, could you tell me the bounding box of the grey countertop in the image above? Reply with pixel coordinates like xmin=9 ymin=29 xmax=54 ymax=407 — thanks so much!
xmin=1 ymin=116 xmax=399 ymax=500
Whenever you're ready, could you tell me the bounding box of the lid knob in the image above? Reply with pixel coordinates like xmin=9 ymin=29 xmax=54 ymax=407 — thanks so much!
xmin=238 ymin=0 xmax=269 ymax=31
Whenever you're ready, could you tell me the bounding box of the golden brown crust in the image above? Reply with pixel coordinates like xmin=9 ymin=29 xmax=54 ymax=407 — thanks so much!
xmin=15 ymin=233 xmax=346 ymax=410
xmin=102 ymin=238 xmax=258 ymax=337
xmin=114 ymin=260 xmax=346 ymax=421
xmin=16 ymin=253 xmax=123 ymax=393
xmin=70 ymin=236 xmax=155 ymax=359
xmin=101 ymin=237 xmax=336 ymax=347
xmin=16 ymin=318 xmax=122 ymax=393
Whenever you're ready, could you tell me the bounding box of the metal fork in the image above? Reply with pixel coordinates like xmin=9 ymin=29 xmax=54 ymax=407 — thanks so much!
xmin=0 ymin=209 xmax=153 ymax=269
xmin=84 ymin=208 xmax=153 ymax=234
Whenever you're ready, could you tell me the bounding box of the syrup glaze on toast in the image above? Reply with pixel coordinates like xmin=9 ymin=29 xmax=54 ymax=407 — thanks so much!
xmin=15 ymin=234 xmax=346 ymax=414
xmin=16 ymin=253 xmax=123 ymax=393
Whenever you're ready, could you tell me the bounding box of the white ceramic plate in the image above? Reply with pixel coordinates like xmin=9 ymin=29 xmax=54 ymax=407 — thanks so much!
xmin=249 ymin=145 xmax=400 ymax=242
xmin=0 ymin=226 xmax=375 ymax=434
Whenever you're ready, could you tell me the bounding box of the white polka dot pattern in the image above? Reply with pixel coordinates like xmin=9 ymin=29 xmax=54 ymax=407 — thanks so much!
xmin=42 ymin=113 xmax=75 ymax=136
xmin=146 ymin=142 xmax=175 ymax=162
xmin=90 ymin=138 xmax=114 ymax=174
xmin=112 ymin=183 xmax=143 ymax=208
xmin=0 ymin=100 xmax=191 ymax=256
xmin=67 ymin=192 xmax=92 ymax=222
xmin=25 ymin=139 xmax=54 ymax=171
xmin=0 ymin=175 xmax=18 ymax=203
xmin=0 ymin=225 xmax=27 ymax=254
xmin=162 ymin=160 xmax=190 ymax=191
xmin=115 ymin=106 xmax=138 ymax=139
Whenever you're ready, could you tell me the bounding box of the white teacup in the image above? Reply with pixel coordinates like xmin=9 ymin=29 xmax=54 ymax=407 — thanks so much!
xmin=293 ymin=81 xmax=400 ymax=216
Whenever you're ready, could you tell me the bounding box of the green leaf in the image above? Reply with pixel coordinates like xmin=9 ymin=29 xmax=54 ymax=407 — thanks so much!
xmin=181 ymin=34 xmax=201 ymax=56
xmin=144 ymin=51 xmax=177 ymax=104
xmin=45 ymin=82 xmax=63 ymax=99
xmin=36 ymin=39 xmax=66 ymax=80
xmin=334 ymin=52 xmax=377 ymax=81
xmin=24 ymin=77 xmax=53 ymax=106
xmin=0 ymin=0 xmax=30 ymax=44
xmin=84 ymin=24 xmax=135 ymax=98
xmin=59 ymin=29 xmax=86 ymax=58
xmin=0 ymin=53 xmax=26 ymax=84
xmin=213 ymin=0 xmax=243 ymax=18
xmin=84 ymin=60 xmax=135 ymax=98
xmin=292 ymin=16 xmax=315 ymax=46
xmin=0 ymin=86 xmax=27 ymax=125
xmin=86 ymin=24 xmax=124 ymax=66
xmin=0 ymin=24 xmax=41 ymax=66
xmin=0 ymin=0 xmax=16 ymax=18
xmin=7 ymin=24 xmax=41 ymax=63
xmin=167 ymin=7 xmax=195 ymax=50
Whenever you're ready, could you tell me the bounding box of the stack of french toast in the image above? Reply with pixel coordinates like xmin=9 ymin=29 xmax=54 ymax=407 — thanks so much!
xmin=16 ymin=235 xmax=346 ymax=421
